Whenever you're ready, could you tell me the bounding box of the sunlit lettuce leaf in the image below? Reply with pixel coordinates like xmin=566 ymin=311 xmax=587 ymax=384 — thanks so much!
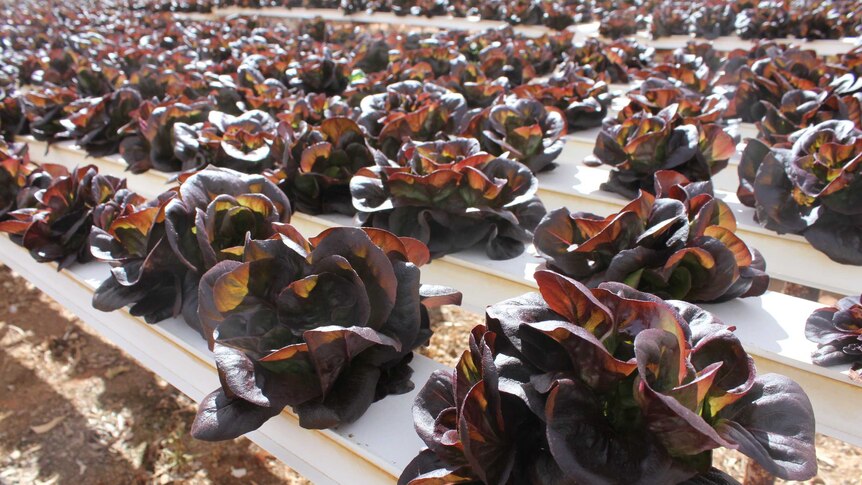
xmin=534 ymin=171 xmax=768 ymax=303
xmin=351 ymin=138 xmax=546 ymax=260
xmin=402 ymin=272 xmax=817 ymax=484
xmin=0 ymin=164 xmax=125 ymax=269
xmin=738 ymin=120 xmax=862 ymax=264
xmin=589 ymin=105 xmax=736 ymax=198
xmin=191 ymin=225 xmax=460 ymax=439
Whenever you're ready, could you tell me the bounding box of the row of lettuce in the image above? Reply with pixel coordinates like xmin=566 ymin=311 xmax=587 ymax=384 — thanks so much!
xmin=1 ymin=3 xmax=861 ymax=369
xmin=153 ymin=0 xmax=862 ymax=42
xmin=6 ymin=121 xmax=857 ymax=376
xmin=0 ymin=143 xmax=821 ymax=484
xmin=3 ymin=5 xmax=862 ymax=265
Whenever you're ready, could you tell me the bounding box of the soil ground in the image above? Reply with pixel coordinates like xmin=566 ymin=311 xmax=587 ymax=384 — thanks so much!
xmin=0 ymin=264 xmax=860 ymax=484
xmin=0 ymin=265 xmax=309 ymax=485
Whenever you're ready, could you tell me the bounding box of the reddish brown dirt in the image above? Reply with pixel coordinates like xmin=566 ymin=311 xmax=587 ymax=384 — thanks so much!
xmin=0 ymin=265 xmax=309 ymax=485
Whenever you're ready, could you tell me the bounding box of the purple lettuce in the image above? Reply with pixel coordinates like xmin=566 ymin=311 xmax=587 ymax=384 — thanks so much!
xmin=191 ymin=225 xmax=461 ymax=438
xmin=401 ymin=271 xmax=817 ymax=484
